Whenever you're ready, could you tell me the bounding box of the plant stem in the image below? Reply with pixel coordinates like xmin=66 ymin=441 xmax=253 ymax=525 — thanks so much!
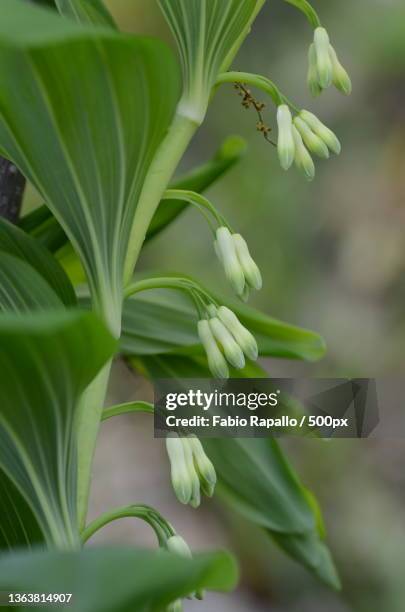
xmin=102 ymin=401 xmax=153 ymax=421
xmin=81 ymin=504 xmax=174 ymax=547
xmin=123 ymin=111 xmax=200 ymax=286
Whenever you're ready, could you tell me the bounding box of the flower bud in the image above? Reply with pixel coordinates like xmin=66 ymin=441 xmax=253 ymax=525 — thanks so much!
xmin=198 ymin=320 xmax=229 ymax=379
xmin=167 ymin=535 xmax=192 ymax=558
xmin=276 ymin=104 xmax=295 ymax=170
xmin=215 ymin=227 xmax=245 ymax=296
xmin=166 ymin=435 xmax=192 ymax=505
xmin=206 ymin=304 xmax=217 ymax=318
xmin=313 ymin=27 xmax=333 ymax=89
xmin=209 ymin=317 xmax=245 ymax=369
xmin=292 ymin=126 xmax=315 ymax=181
xmin=329 ymin=45 xmax=352 ymax=95
xmin=168 ymin=600 xmax=183 ymax=612
xmin=307 ymin=44 xmax=322 ymax=97
xmin=186 ymin=436 xmax=217 ymax=497
xmin=232 ymin=234 xmax=262 ymax=291
xmin=180 ymin=436 xmax=201 ymax=508
xmin=217 ymin=306 xmax=258 ymax=361
xmin=299 ymin=110 xmax=341 ymax=155
xmin=293 ymin=116 xmax=329 ymax=159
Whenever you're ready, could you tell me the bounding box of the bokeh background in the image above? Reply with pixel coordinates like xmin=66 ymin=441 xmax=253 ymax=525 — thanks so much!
xmin=83 ymin=1 xmax=405 ymax=610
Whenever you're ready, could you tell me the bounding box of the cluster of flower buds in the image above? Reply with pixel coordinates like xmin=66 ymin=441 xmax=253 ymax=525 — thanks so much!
xmin=166 ymin=535 xmax=204 ymax=609
xmin=214 ymin=227 xmax=262 ymax=299
xmin=197 ymin=305 xmax=258 ymax=378
xmin=308 ymin=27 xmax=352 ymax=96
xmin=166 ymin=434 xmax=217 ymax=508
xmin=277 ymin=105 xmax=341 ymax=180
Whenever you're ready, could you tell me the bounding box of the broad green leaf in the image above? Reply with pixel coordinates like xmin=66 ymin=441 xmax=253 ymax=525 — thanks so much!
xmin=0 ymin=253 xmax=63 ymax=312
xmin=158 ymin=0 xmax=265 ymax=121
xmin=0 ymin=547 xmax=238 ymax=611
xmin=55 ymin=0 xmax=117 ymax=28
xmin=120 ymin=287 xmax=326 ymax=362
xmin=0 ymin=468 xmax=44 ymax=552
xmin=0 ymin=310 xmax=117 ymax=548
xmin=19 ymin=135 xmax=246 ymax=254
xmin=0 ymin=0 xmax=179 ymax=333
xmin=128 ymin=353 xmax=338 ymax=587
xmin=0 ymin=217 xmax=76 ymax=306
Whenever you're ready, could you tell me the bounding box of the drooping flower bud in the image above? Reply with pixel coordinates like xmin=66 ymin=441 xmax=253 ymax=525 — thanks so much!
xmin=180 ymin=435 xmax=201 ymax=508
xmin=167 ymin=535 xmax=192 ymax=558
xmin=186 ymin=436 xmax=217 ymax=497
xmin=217 ymin=306 xmax=258 ymax=361
xmin=313 ymin=27 xmax=333 ymax=89
xmin=293 ymin=116 xmax=329 ymax=159
xmin=166 ymin=434 xmax=192 ymax=505
xmin=232 ymin=234 xmax=262 ymax=291
xmin=329 ymin=45 xmax=352 ymax=95
xmin=277 ymin=104 xmax=295 ymax=170
xmin=215 ymin=227 xmax=245 ymax=296
xmin=209 ymin=317 xmax=245 ymax=370
xmin=292 ymin=126 xmax=315 ymax=181
xmin=307 ymin=44 xmax=322 ymax=97
xmin=299 ymin=110 xmax=341 ymax=155
xmin=198 ymin=320 xmax=229 ymax=379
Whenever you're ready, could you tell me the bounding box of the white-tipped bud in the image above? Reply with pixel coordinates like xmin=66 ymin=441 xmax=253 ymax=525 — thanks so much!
xmin=313 ymin=27 xmax=333 ymax=89
xmin=209 ymin=317 xmax=245 ymax=369
xmin=232 ymin=234 xmax=262 ymax=291
xmin=198 ymin=320 xmax=229 ymax=379
xmin=217 ymin=306 xmax=258 ymax=361
xmin=180 ymin=436 xmax=201 ymax=508
xmin=215 ymin=227 xmax=245 ymax=296
xmin=167 ymin=535 xmax=192 ymax=558
xmin=166 ymin=435 xmax=192 ymax=505
xmin=292 ymin=126 xmax=315 ymax=181
xmin=186 ymin=436 xmax=217 ymax=497
xmin=299 ymin=110 xmax=341 ymax=155
xmin=307 ymin=44 xmax=322 ymax=97
xmin=329 ymin=45 xmax=352 ymax=95
xmin=277 ymin=104 xmax=295 ymax=170
xmin=293 ymin=116 xmax=329 ymax=159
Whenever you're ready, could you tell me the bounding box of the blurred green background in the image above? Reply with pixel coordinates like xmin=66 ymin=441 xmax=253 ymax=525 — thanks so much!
xmin=77 ymin=1 xmax=405 ymax=611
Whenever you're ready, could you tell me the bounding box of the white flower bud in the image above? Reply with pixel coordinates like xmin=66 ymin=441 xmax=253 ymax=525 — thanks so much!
xmin=180 ymin=436 xmax=201 ymax=508
xmin=206 ymin=304 xmax=217 ymax=318
xmin=232 ymin=234 xmax=262 ymax=291
xmin=209 ymin=317 xmax=245 ymax=369
xmin=313 ymin=27 xmax=333 ymax=89
xmin=198 ymin=320 xmax=229 ymax=379
xmin=166 ymin=435 xmax=192 ymax=505
xmin=292 ymin=126 xmax=315 ymax=181
xmin=329 ymin=45 xmax=352 ymax=95
xmin=217 ymin=306 xmax=258 ymax=361
xmin=293 ymin=116 xmax=329 ymax=159
xmin=299 ymin=110 xmax=341 ymax=155
xmin=215 ymin=227 xmax=245 ymax=296
xmin=307 ymin=44 xmax=322 ymax=97
xmin=167 ymin=535 xmax=192 ymax=558
xmin=186 ymin=436 xmax=217 ymax=497
xmin=277 ymin=104 xmax=295 ymax=170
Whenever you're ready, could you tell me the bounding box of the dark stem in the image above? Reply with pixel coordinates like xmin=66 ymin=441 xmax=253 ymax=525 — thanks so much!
xmin=0 ymin=157 xmax=25 ymax=223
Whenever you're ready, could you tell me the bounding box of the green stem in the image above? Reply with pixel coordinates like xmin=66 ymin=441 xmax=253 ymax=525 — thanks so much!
xmin=123 ymin=112 xmax=201 ymax=286
xmin=77 ymin=361 xmax=112 ymax=530
xmin=102 ymin=401 xmax=154 ymax=421
xmin=82 ymin=504 xmax=175 ymax=547
xmin=124 ymin=276 xmax=215 ymax=309
xmin=163 ymin=189 xmax=226 ymax=229
xmin=216 ymin=71 xmax=284 ymax=106
xmin=282 ymin=0 xmax=321 ymax=29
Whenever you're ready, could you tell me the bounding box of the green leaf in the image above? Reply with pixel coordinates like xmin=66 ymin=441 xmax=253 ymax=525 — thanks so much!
xmin=0 ymin=547 xmax=238 ymax=611
xmin=0 ymin=0 xmax=179 ymax=332
xmin=158 ymin=0 xmax=265 ymax=121
xmin=0 ymin=310 xmax=117 ymax=548
xmin=55 ymin=0 xmax=117 ymax=28
xmin=20 ymin=135 xmax=246 ymax=254
xmin=0 ymin=217 xmax=76 ymax=306
xmin=0 ymin=253 xmax=63 ymax=312
xmin=120 ymin=287 xmax=326 ymax=362
xmin=0 ymin=468 xmax=44 ymax=552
